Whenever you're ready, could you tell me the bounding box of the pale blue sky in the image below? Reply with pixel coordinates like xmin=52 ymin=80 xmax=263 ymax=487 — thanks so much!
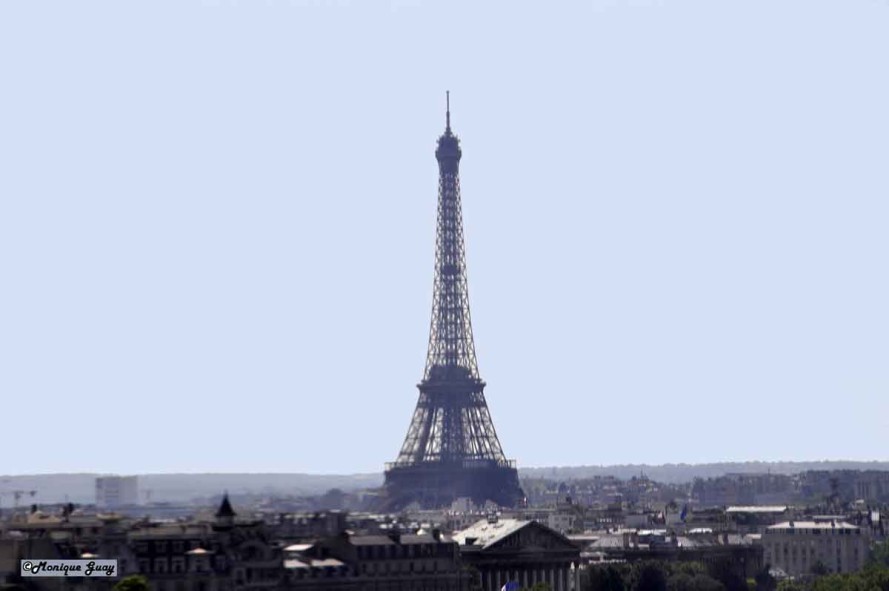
xmin=1 ymin=0 xmax=887 ymax=475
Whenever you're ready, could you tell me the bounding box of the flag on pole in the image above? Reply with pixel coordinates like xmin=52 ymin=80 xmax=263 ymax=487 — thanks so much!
xmin=501 ymin=582 xmax=520 ymax=591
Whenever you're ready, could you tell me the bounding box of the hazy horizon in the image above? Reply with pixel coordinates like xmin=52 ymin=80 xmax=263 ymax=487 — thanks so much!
xmin=7 ymin=458 xmax=889 ymax=479
xmin=2 ymin=0 xmax=888 ymax=474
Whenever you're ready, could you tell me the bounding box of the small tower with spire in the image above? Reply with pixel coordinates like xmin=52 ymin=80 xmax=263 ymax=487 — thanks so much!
xmin=214 ymin=492 xmax=236 ymax=529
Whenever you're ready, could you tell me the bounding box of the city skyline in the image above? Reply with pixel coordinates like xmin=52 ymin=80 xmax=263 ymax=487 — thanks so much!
xmin=2 ymin=0 xmax=889 ymax=475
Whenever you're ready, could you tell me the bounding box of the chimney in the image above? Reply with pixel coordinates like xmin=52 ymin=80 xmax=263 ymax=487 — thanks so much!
xmin=432 ymin=528 xmax=442 ymax=542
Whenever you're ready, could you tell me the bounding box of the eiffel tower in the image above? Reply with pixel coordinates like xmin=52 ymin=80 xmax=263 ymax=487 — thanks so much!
xmin=382 ymin=94 xmax=524 ymax=510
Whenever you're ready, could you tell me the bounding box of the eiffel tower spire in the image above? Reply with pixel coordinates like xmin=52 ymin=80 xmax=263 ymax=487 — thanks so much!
xmin=422 ymin=91 xmax=481 ymax=385
xmin=383 ymin=96 xmax=523 ymax=510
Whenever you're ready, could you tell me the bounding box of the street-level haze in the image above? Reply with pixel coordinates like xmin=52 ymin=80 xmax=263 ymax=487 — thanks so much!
xmin=1 ymin=0 xmax=887 ymax=475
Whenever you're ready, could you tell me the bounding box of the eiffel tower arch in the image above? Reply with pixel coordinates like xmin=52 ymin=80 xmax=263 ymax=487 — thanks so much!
xmin=382 ymin=95 xmax=524 ymax=510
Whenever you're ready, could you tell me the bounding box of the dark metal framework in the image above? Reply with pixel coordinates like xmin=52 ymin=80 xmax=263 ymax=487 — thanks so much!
xmin=383 ymin=95 xmax=523 ymax=509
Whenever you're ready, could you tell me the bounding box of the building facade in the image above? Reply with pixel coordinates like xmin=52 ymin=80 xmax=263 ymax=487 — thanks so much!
xmin=762 ymin=520 xmax=869 ymax=576
xmin=289 ymin=530 xmax=471 ymax=590
xmin=96 ymin=476 xmax=139 ymax=508
xmin=452 ymin=518 xmax=580 ymax=591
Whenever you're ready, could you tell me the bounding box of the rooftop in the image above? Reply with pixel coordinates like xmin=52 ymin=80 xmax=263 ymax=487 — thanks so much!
xmin=129 ymin=525 xmax=209 ymax=538
xmin=216 ymin=494 xmax=236 ymax=519
xmin=451 ymin=519 xmax=529 ymax=550
xmin=186 ymin=547 xmax=214 ymax=555
xmin=398 ymin=533 xmax=443 ymax=545
xmin=767 ymin=521 xmax=859 ymax=532
xmin=284 ymin=558 xmax=345 ymax=570
xmin=347 ymin=535 xmax=396 ymax=547
xmin=283 ymin=543 xmax=314 ymax=553
xmin=726 ymin=506 xmax=788 ymax=514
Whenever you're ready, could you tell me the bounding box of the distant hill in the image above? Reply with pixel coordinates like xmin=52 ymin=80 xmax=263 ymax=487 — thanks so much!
xmin=4 ymin=461 xmax=889 ymax=505
xmin=0 ymin=473 xmax=384 ymax=505
xmin=518 ymin=461 xmax=889 ymax=483
xmin=137 ymin=473 xmax=385 ymax=503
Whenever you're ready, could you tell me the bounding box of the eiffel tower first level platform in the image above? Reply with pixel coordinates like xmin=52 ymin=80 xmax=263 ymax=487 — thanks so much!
xmin=383 ymin=458 xmax=521 ymax=510
xmin=381 ymin=95 xmax=524 ymax=510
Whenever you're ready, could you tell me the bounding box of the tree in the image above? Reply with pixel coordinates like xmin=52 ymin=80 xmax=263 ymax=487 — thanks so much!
xmin=318 ymin=488 xmax=346 ymax=510
xmin=754 ymin=567 xmax=777 ymax=591
xmin=672 ymin=563 xmax=707 ymax=578
xmin=868 ymin=541 xmax=889 ymax=569
xmin=860 ymin=565 xmax=889 ymax=591
xmin=707 ymin=557 xmax=747 ymax=591
xmin=113 ymin=575 xmax=149 ymax=591
xmin=811 ymin=560 xmax=831 ymax=577
xmin=587 ymin=565 xmax=627 ymax=591
xmin=775 ymin=580 xmax=805 ymax=591
xmin=668 ymin=572 xmax=724 ymax=591
xmin=668 ymin=574 xmax=695 ymax=591
xmin=637 ymin=563 xmax=668 ymax=591
xmin=811 ymin=574 xmax=858 ymax=591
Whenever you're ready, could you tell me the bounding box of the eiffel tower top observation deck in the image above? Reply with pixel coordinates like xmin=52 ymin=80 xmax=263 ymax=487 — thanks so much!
xmin=383 ymin=95 xmax=522 ymax=509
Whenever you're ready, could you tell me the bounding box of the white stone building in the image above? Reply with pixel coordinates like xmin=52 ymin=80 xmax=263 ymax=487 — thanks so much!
xmin=762 ymin=520 xmax=869 ymax=576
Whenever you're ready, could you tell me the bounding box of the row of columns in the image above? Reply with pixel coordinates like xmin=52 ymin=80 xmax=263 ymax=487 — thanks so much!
xmin=483 ymin=563 xmax=570 ymax=591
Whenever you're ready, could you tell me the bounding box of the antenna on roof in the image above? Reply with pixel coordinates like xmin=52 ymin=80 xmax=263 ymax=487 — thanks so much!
xmin=446 ymin=91 xmax=451 ymax=132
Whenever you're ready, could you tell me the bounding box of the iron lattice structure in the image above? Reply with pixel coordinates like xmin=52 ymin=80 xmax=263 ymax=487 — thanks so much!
xmin=382 ymin=96 xmax=523 ymax=510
